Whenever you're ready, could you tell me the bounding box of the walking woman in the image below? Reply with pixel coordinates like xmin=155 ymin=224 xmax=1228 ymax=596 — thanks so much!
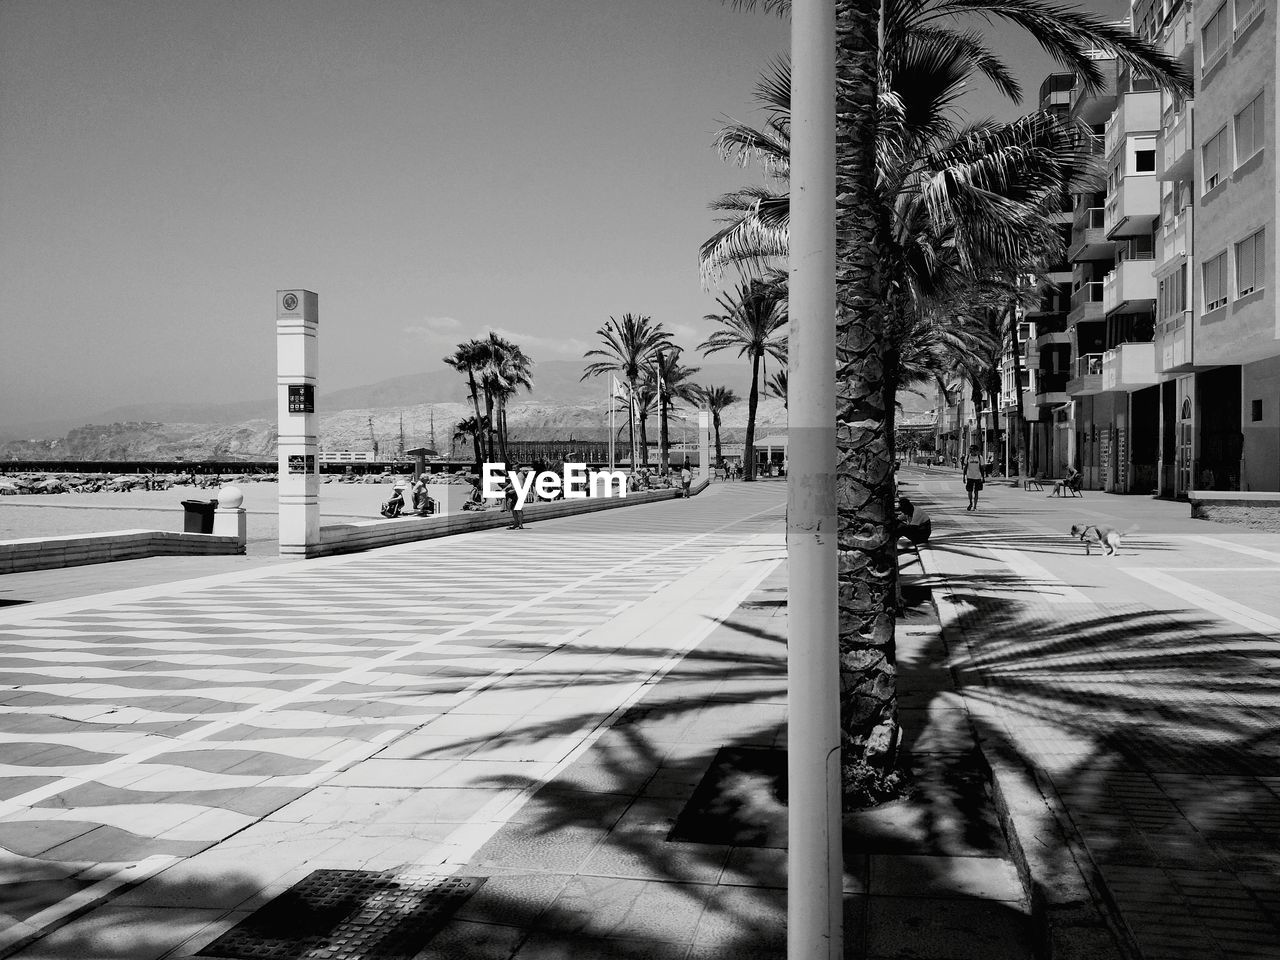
xmin=962 ymin=444 xmax=985 ymax=511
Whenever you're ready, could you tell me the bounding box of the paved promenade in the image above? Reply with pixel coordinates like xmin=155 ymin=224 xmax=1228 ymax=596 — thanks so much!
xmin=3 ymin=472 xmax=1278 ymax=959
xmin=0 ymin=485 xmax=796 ymax=959
xmin=911 ymin=470 xmax=1280 ymax=960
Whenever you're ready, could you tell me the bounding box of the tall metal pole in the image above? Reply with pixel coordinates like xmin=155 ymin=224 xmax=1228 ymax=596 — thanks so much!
xmin=788 ymin=1 xmax=841 ymax=958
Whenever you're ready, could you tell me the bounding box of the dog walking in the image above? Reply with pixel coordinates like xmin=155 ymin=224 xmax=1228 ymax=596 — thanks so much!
xmin=962 ymin=444 xmax=985 ymax=511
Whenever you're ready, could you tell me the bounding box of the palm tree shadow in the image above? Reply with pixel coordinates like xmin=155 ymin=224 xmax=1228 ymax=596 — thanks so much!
xmin=927 ymin=587 xmax=1280 ymax=958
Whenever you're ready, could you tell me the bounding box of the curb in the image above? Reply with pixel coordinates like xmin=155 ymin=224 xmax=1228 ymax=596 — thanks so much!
xmin=915 ymin=550 xmax=1139 ymax=960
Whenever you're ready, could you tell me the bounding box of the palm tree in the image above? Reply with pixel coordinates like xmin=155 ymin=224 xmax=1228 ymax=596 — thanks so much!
xmin=452 ymin=416 xmax=485 ymax=475
xmin=582 ymin=314 xmax=674 ymax=469
xmin=651 ymin=349 xmax=702 ymax=471
xmin=478 ymin=333 xmax=533 ymax=465
xmin=444 ymin=341 xmax=490 ymax=470
xmin=699 ymin=385 xmax=739 ymax=469
xmin=633 ymin=381 xmax=658 ymax=467
xmin=700 ymin=279 xmax=787 ymax=481
xmin=723 ymin=0 xmax=1189 ymax=806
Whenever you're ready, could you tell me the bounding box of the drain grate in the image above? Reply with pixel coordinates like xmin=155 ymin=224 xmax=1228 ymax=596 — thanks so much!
xmin=198 ymin=870 xmax=485 ymax=960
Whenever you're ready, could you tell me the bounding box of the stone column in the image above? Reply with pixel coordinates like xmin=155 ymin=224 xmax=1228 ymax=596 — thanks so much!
xmin=277 ymin=290 xmax=320 ymax=557
xmin=213 ymin=485 xmax=248 ymax=552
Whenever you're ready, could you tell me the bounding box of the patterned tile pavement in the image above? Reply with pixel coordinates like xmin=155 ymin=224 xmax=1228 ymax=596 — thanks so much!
xmin=911 ymin=471 xmax=1280 ymax=960
xmin=0 ymin=484 xmax=788 ymax=958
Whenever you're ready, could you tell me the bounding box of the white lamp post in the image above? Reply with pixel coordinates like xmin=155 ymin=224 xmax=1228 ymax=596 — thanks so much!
xmin=788 ymin=1 xmax=841 ymax=958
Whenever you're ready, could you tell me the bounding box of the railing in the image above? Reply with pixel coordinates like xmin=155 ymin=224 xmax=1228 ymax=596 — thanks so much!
xmin=1037 ymin=371 xmax=1070 ymax=394
xmin=1071 ymin=282 xmax=1104 ymax=311
xmin=1077 ymin=354 xmax=1104 ymax=378
xmin=1115 ymin=246 xmax=1155 ymax=263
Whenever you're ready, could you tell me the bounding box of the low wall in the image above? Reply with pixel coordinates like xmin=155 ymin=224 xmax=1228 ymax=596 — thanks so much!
xmin=1188 ymin=489 xmax=1280 ymax=527
xmin=314 ymin=478 xmax=711 ymax=558
xmin=0 ymin=530 xmax=245 ymax=574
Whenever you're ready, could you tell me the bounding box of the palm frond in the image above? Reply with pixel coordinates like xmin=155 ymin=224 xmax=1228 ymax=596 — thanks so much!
xmin=913 ymin=0 xmax=1191 ymax=97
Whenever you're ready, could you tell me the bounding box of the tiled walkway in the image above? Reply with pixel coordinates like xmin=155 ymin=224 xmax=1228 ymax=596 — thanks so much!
xmin=0 ymin=485 xmax=788 ymax=958
xmin=912 ymin=475 xmax=1280 ymax=960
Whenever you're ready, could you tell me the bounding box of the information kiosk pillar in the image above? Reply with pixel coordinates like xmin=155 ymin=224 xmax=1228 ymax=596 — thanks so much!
xmin=276 ymin=290 xmax=320 ymax=557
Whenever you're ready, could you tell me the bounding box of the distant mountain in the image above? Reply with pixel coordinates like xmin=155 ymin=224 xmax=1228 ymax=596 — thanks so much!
xmin=0 ymin=360 xmax=763 ymax=440
xmin=1 ymin=358 xmax=936 ymax=460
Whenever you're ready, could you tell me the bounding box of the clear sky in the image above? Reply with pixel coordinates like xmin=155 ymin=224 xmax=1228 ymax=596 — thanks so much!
xmin=0 ymin=0 xmax=1127 ymax=431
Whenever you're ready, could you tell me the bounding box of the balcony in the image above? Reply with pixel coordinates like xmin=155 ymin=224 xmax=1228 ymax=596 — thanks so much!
xmin=1034 ymin=314 xmax=1069 ymax=348
xmin=1160 ymin=1 xmax=1193 ymax=69
xmin=1066 ymin=353 xmax=1104 ymax=396
xmin=1101 ymin=341 xmax=1157 ymax=392
xmin=1103 ymin=90 xmax=1161 ymax=159
xmin=1069 ymin=66 xmax=1118 ymax=126
xmin=1156 ymin=311 xmax=1194 ymax=373
xmin=1069 ymin=207 xmax=1118 ymax=262
xmin=1102 ymin=256 xmax=1157 ymax=315
xmin=999 ymin=389 xmax=1040 ymax=421
xmin=1035 ymin=370 xmax=1070 ymax=407
xmin=1104 ymin=174 xmax=1159 ymax=238
xmin=1156 ymin=206 xmax=1192 ymax=265
xmin=1067 ymin=281 xmax=1105 ymax=326
xmin=1159 ymin=103 xmax=1192 ymax=182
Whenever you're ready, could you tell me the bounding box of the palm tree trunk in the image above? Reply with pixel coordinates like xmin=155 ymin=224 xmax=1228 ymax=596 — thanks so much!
xmin=713 ymin=413 xmax=723 ymax=468
xmin=987 ymin=386 xmax=999 ymax=464
xmin=744 ymin=349 xmax=761 ymax=481
xmin=639 ymin=415 xmax=650 ymax=467
xmin=659 ymin=399 xmax=670 ymax=474
xmin=627 ymin=406 xmax=635 ymax=469
xmin=934 ymin=381 xmax=946 ymax=464
xmin=1009 ymin=316 xmax=1029 ymax=476
xmin=627 ymin=376 xmax=639 ymax=468
xmin=833 ymin=1 xmax=902 ymax=807
xmin=466 ymin=371 xmax=485 ymax=458
xmin=482 ymin=389 xmax=496 ymax=464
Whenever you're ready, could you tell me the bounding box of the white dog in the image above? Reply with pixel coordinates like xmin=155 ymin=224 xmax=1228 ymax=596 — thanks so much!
xmin=1069 ymin=522 xmax=1132 ymax=557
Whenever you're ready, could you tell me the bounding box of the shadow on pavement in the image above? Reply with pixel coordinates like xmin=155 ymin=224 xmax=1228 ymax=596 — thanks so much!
xmin=931 ymin=586 xmax=1280 ymax=958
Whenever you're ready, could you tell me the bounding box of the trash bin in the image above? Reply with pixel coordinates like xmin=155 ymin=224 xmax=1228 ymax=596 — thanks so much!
xmin=180 ymin=499 xmax=218 ymax=534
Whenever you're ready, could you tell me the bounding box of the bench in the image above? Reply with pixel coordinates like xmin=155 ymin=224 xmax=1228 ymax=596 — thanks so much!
xmin=1047 ymin=476 xmax=1083 ymax=498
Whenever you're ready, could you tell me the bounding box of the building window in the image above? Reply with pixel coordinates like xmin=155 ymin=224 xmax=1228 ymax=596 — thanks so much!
xmin=1251 ymin=399 xmax=1263 ymax=422
xmin=1235 ymin=93 xmax=1264 ymax=164
xmin=1204 ymin=252 xmax=1228 ymax=311
xmin=1158 ymin=264 xmax=1189 ymax=320
xmin=1203 ymin=128 xmax=1226 ymax=191
xmin=1202 ymin=2 xmax=1228 ymax=63
xmin=1236 ymin=0 xmax=1261 ymax=28
xmin=1135 ymin=149 xmax=1156 ymax=173
xmin=1236 ymin=229 xmax=1264 ymax=297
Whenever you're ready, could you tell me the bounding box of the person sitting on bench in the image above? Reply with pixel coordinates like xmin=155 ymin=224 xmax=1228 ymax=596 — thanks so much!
xmin=1050 ymin=465 xmax=1081 ymax=498
xmin=380 ymin=485 xmax=405 ymax=518
xmin=896 ymin=496 xmax=932 ymax=545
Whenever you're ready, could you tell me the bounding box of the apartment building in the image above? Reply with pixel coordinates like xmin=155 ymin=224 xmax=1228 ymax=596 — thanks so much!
xmin=999 ymin=74 xmax=1076 ymax=479
xmin=1050 ymin=0 xmax=1276 ymax=494
xmin=1057 ymin=34 xmax=1164 ymax=494
xmin=937 ymin=2 xmax=1279 ymax=492
xmin=1184 ymin=0 xmax=1276 ymax=492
